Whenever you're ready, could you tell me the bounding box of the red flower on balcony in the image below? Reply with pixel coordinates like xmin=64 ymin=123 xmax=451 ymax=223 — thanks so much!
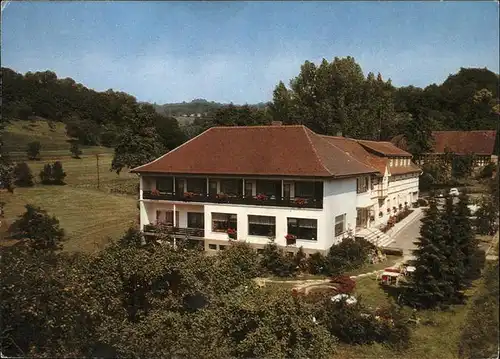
xmin=255 ymin=193 xmax=268 ymax=201
xmin=227 ymin=228 xmax=237 ymax=240
xmin=294 ymin=197 xmax=306 ymax=206
xmin=151 ymin=189 xmax=160 ymax=197
xmin=285 ymin=234 xmax=297 ymax=246
xmin=183 ymin=191 xmax=195 ymax=199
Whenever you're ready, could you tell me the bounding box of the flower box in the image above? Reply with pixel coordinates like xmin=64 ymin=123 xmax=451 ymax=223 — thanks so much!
xmin=255 ymin=193 xmax=268 ymax=201
xmin=183 ymin=192 xmax=195 ymax=200
xmin=294 ymin=198 xmax=307 ymax=206
xmin=151 ymin=189 xmax=160 ymax=197
xmin=285 ymin=234 xmax=297 ymax=246
xmin=216 ymin=193 xmax=228 ymax=200
xmin=227 ymin=228 xmax=237 ymax=240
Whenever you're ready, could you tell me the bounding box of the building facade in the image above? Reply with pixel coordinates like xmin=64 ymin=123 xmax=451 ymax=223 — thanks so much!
xmin=132 ymin=124 xmax=420 ymax=254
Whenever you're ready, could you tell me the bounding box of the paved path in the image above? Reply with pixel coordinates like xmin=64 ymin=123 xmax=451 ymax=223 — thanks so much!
xmin=390 ymin=210 xmax=424 ymax=257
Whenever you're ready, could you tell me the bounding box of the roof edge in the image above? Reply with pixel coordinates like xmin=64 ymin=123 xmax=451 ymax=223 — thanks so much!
xmin=130 ymin=127 xmax=216 ymax=173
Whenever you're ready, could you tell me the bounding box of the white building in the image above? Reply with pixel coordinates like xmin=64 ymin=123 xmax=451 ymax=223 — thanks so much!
xmin=132 ymin=124 xmax=420 ymax=255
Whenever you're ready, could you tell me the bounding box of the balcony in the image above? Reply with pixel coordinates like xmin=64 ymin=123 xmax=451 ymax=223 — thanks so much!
xmin=143 ymin=224 xmax=204 ymax=238
xmin=378 ymin=187 xmax=388 ymax=198
xmin=142 ymin=191 xmax=323 ymax=209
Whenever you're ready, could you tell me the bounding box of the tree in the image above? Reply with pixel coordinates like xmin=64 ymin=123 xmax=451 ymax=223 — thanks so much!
xmin=451 ymin=153 xmax=475 ymax=179
xmin=0 ymin=154 xmax=15 ymax=193
xmin=474 ymin=196 xmax=498 ymax=235
xmin=70 ymin=142 xmax=83 ymax=159
xmin=454 ymin=193 xmax=483 ymax=283
xmin=9 ymin=204 xmax=65 ymax=250
xmin=13 ymin=162 xmax=34 ymax=187
xmin=26 ymin=141 xmax=41 ymax=160
xmin=39 ymin=162 xmax=66 ymax=185
xmin=408 ymin=200 xmax=458 ymax=308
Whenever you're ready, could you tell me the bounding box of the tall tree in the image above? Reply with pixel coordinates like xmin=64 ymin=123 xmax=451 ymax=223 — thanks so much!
xmin=409 ymin=200 xmax=457 ymax=308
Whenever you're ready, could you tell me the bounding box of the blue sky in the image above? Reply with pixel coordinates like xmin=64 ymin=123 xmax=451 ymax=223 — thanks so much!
xmin=2 ymin=1 xmax=499 ymax=104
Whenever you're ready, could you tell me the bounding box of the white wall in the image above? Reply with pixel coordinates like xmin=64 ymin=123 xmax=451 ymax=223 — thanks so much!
xmin=323 ymin=178 xmax=358 ymax=244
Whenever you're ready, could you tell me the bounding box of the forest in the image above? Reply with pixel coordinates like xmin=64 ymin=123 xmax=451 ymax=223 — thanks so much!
xmin=1 ymin=57 xmax=499 ymax=173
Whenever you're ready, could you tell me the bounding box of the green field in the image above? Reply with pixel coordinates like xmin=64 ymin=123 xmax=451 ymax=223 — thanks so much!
xmin=2 ymin=119 xmax=139 ymax=252
xmin=3 ymin=119 xmax=114 ymax=160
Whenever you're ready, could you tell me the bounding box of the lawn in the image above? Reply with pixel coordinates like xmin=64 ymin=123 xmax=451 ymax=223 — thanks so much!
xmin=1 ymin=187 xmax=137 ymax=252
xmin=2 ymin=122 xmax=139 ymax=252
xmin=333 ymin=273 xmax=489 ymax=359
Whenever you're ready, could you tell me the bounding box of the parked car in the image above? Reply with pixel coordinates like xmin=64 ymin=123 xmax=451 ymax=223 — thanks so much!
xmin=449 ymin=188 xmax=460 ymax=196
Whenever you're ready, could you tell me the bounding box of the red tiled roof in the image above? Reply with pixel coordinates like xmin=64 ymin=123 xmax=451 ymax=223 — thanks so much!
xmin=320 ymin=136 xmax=388 ymax=175
xmin=131 ymin=125 xmax=378 ymax=178
xmin=431 ymin=131 xmax=497 ymax=155
xmin=358 ymin=140 xmax=412 ymax=157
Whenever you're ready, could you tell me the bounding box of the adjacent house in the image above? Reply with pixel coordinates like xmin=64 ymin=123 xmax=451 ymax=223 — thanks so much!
xmin=392 ymin=130 xmax=498 ymax=169
xmin=131 ymin=123 xmax=420 ymax=255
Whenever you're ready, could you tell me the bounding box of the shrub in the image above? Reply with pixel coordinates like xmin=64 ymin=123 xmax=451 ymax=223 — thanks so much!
xmin=321 ymin=299 xmax=410 ymax=349
xmin=327 ymin=237 xmax=375 ymax=274
xmin=39 ymin=161 xmax=67 ymax=185
xmin=218 ymin=241 xmax=261 ymax=279
xmin=477 ymin=162 xmax=496 ymax=179
xmin=260 ymin=243 xmax=297 ymax=277
xmin=26 ymin=141 xmax=41 ymax=160
xmin=13 ymin=162 xmax=34 ymax=187
xmin=307 ymin=252 xmax=330 ymax=275
xmin=474 ymin=196 xmax=499 ymax=235
xmin=8 ymin=204 xmax=65 ymax=250
xmin=293 ymin=246 xmax=308 ymax=273
xmin=70 ymin=142 xmax=83 ymax=159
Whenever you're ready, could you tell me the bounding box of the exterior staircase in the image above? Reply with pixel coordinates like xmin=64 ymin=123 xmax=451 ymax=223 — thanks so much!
xmin=356 ymin=227 xmax=394 ymax=248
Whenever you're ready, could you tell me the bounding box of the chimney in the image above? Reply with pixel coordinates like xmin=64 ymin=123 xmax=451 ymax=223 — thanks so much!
xmin=271 ymin=121 xmax=283 ymax=126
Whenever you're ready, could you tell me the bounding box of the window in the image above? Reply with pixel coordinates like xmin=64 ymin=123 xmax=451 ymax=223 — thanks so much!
xmin=287 ymin=218 xmax=317 ymax=241
xmin=187 ymin=212 xmax=204 ymax=229
xmin=295 ymin=181 xmax=314 ymax=198
xmin=335 ymin=214 xmax=346 ymax=237
xmin=248 ymin=215 xmax=276 ymax=237
xmin=257 ymin=248 xmax=264 ymax=254
xmin=176 ymin=179 xmax=185 ymax=194
xmin=186 ymin=178 xmax=206 ymax=194
xmin=244 ymin=181 xmax=253 ymax=197
xmin=256 ymin=180 xmax=280 ymax=197
xmin=157 ymin=210 xmax=179 ymax=226
xmin=212 ymin=213 xmax=237 ymax=232
xmin=209 ymin=180 xmax=218 ymax=196
xmin=283 ymin=183 xmax=291 ymax=199
xmin=220 ymin=179 xmax=241 ymax=196
xmin=356 ymin=177 xmax=369 ymax=193
xmin=390 ymin=159 xmax=393 ymax=166
xmin=219 ymin=245 xmax=227 ymax=250
xmin=208 ymin=244 xmax=217 ymax=250
xmin=157 ymin=177 xmax=173 ymax=192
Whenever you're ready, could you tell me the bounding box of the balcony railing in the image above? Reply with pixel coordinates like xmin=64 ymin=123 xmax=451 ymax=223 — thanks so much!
xmin=378 ymin=187 xmax=388 ymax=198
xmin=143 ymin=224 xmax=204 ymax=238
xmin=142 ymin=191 xmax=323 ymax=209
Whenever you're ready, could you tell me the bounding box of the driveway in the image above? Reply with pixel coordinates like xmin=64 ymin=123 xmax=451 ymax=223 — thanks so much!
xmin=391 ymin=211 xmax=424 ymax=257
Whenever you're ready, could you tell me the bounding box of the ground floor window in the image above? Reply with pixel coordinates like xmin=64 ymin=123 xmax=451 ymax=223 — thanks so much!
xmin=208 ymin=244 xmax=217 ymax=250
xmin=212 ymin=213 xmax=237 ymax=232
xmin=287 ymin=218 xmax=317 ymax=241
xmin=335 ymin=214 xmax=346 ymax=236
xmin=157 ymin=210 xmax=179 ymax=226
xmin=248 ymin=215 xmax=276 ymax=236
xmin=187 ymin=212 xmax=204 ymax=228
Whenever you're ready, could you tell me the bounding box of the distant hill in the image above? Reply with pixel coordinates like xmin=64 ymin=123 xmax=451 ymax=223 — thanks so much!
xmin=154 ymin=99 xmax=269 ymax=117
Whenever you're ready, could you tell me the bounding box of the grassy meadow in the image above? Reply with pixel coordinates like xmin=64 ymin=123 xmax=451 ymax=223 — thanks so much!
xmin=2 ymin=119 xmax=138 ymax=252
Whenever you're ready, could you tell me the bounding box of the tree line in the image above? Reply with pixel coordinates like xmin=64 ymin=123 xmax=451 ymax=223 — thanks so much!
xmin=2 ymin=60 xmax=499 ymax=174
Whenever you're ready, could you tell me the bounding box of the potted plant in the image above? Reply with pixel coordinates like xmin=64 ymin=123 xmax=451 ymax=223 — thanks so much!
xmin=227 ymin=228 xmax=237 ymax=240
xmin=151 ymin=189 xmax=160 ymax=197
xmin=255 ymin=193 xmax=268 ymax=201
xmin=294 ymin=197 xmax=306 ymax=206
xmin=285 ymin=234 xmax=297 ymax=246
xmin=183 ymin=191 xmax=195 ymax=200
